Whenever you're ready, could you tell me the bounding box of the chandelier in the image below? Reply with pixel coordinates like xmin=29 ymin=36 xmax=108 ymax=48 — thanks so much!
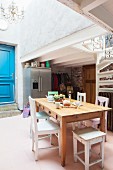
xmin=0 ymin=1 xmax=24 ymax=23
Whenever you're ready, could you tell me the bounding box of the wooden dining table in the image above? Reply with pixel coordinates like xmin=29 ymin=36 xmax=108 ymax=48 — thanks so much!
xmin=35 ymin=98 xmax=111 ymax=167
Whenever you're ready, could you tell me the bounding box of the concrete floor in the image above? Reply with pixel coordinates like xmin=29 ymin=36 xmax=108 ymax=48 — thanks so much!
xmin=0 ymin=115 xmax=113 ymax=170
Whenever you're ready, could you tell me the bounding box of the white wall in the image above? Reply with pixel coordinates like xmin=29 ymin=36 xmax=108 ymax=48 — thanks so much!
xmin=0 ymin=24 xmax=19 ymax=45
xmin=20 ymin=0 xmax=93 ymax=57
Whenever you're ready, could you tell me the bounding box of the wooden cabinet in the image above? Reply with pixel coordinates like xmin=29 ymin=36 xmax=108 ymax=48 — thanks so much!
xmin=83 ymin=65 xmax=96 ymax=103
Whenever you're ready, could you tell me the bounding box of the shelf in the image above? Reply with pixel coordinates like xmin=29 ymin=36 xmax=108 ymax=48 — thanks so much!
xmin=98 ymin=70 xmax=113 ymax=76
xmin=99 ymin=88 xmax=113 ymax=92
xmin=97 ymin=57 xmax=113 ymax=93
xmin=97 ymin=60 xmax=113 ymax=70
xmin=99 ymin=80 xmax=113 ymax=85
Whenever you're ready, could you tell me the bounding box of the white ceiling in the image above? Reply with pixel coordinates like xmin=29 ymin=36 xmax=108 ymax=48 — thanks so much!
xmin=57 ymin=0 xmax=113 ymax=32
xmin=20 ymin=0 xmax=109 ymax=67
xmin=38 ymin=46 xmax=96 ymax=67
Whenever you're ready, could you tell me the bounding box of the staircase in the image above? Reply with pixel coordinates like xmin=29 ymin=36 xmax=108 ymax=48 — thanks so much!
xmin=0 ymin=103 xmax=21 ymax=118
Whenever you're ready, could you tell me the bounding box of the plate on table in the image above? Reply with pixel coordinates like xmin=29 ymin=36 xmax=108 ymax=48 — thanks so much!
xmin=48 ymin=100 xmax=54 ymax=103
xmin=72 ymin=101 xmax=82 ymax=107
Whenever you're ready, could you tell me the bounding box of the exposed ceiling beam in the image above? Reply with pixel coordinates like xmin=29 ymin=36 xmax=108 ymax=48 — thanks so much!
xmin=57 ymin=0 xmax=108 ymax=13
xmin=53 ymin=57 xmax=95 ymax=66
xmin=72 ymin=42 xmax=94 ymax=52
xmin=52 ymin=52 xmax=95 ymax=64
xmin=58 ymin=60 xmax=95 ymax=67
xmin=89 ymin=5 xmax=113 ymax=29
xmin=57 ymin=0 xmax=81 ymax=13
xmin=80 ymin=0 xmax=108 ymax=12
xmin=65 ymin=60 xmax=95 ymax=67
xmin=38 ymin=47 xmax=80 ymax=62
xmin=57 ymin=0 xmax=113 ymax=32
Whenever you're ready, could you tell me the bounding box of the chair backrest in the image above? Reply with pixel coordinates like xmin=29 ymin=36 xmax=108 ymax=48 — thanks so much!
xmin=48 ymin=91 xmax=58 ymax=96
xmin=95 ymin=96 xmax=109 ymax=107
xmin=77 ymin=92 xmax=86 ymax=102
xmin=29 ymin=96 xmax=37 ymax=133
xmin=95 ymin=96 xmax=109 ymax=119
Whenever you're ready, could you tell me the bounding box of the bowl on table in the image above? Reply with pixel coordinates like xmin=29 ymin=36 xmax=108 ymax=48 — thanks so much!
xmin=53 ymin=94 xmax=65 ymax=103
xmin=73 ymin=101 xmax=82 ymax=107
xmin=63 ymin=100 xmax=71 ymax=107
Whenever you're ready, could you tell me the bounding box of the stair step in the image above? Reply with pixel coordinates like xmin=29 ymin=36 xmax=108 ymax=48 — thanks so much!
xmin=0 ymin=103 xmax=18 ymax=111
xmin=0 ymin=110 xmax=21 ymax=118
xmin=97 ymin=60 xmax=113 ymax=70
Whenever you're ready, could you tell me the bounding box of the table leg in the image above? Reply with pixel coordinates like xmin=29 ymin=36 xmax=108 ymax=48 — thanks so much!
xmin=36 ymin=103 xmax=39 ymax=112
xmin=60 ymin=117 xmax=66 ymax=167
xmin=100 ymin=111 xmax=105 ymax=133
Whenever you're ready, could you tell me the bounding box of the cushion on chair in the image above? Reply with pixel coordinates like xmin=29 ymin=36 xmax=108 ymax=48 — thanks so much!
xmin=36 ymin=111 xmax=49 ymax=119
xmin=37 ymin=120 xmax=60 ymax=132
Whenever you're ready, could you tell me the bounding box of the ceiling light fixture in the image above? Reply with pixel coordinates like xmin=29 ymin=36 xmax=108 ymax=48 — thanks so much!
xmin=0 ymin=1 xmax=24 ymax=24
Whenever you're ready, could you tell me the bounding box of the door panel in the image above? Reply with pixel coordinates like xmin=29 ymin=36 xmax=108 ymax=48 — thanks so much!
xmin=0 ymin=51 xmax=10 ymax=77
xmin=85 ymin=83 xmax=91 ymax=103
xmin=31 ymin=68 xmax=41 ymax=97
xmin=0 ymin=45 xmax=15 ymax=104
xmin=89 ymin=67 xmax=95 ymax=80
xmin=91 ymin=83 xmax=96 ymax=103
xmin=83 ymin=65 xmax=96 ymax=104
xmin=0 ymin=83 xmax=11 ymax=96
xmin=40 ymin=69 xmax=51 ymax=97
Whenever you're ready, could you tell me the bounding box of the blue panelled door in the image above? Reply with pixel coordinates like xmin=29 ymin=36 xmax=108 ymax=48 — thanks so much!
xmin=0 ymin=45 xmax=15 ymax=104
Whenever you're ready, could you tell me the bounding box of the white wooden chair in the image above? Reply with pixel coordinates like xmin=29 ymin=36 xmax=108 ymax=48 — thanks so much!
xmin=29 ymin=96 xmax=60 ymax=161
xmin=72 ymin=92 xmax=86 ymax=130
xmin=85 ymin=96 xmax=109 ymax=137
xmin=29 ymin=97 xmax=49 ymax=137
xmin=73 ymin=127 xmax=106 ymax=170
xmin=77 ymin=92 xmax=86 ymax=102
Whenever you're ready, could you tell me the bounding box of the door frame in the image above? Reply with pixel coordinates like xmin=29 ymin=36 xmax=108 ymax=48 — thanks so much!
xmin=0 ymin=44 xmax=15 ymax=104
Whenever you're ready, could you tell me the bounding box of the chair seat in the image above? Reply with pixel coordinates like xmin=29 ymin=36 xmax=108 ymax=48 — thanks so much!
xmin=37 ymin=120 xmax=60 ymax=133
xmin=36 ymin=111 xmax=49 ymax=119
xmin=73 ymin=127 xmax=105 ymax=141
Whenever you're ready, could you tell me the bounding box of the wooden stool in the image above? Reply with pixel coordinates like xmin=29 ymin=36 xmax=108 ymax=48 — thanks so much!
xmin=73 ymin=127 xmax=106 ymax=170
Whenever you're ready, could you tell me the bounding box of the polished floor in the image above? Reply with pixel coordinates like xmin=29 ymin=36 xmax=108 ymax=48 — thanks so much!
xmin=0 ymin=115 xmax=113 ymax=170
